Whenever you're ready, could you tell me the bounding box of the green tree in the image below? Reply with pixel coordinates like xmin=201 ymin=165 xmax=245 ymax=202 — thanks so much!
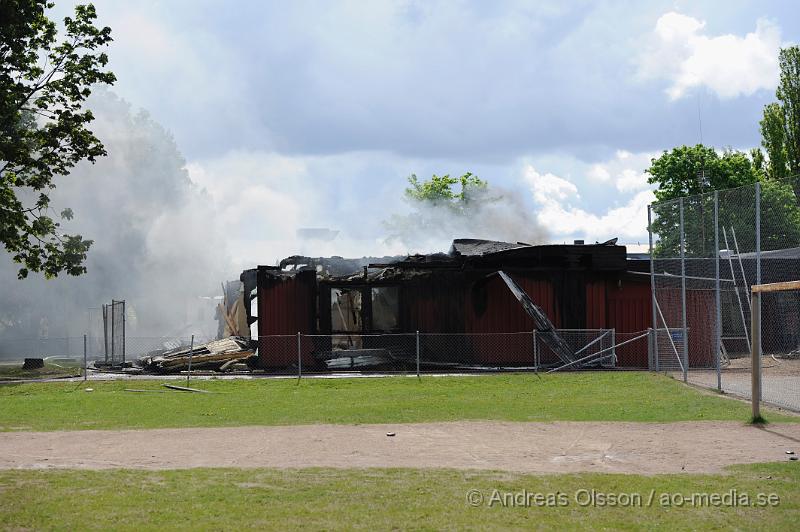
xmin=760 ymin=102 xmax=789 ymax=180
xmin=404 ymin=172 xmax=487 ymax=212
xmin=777 ymin=46 xmax=800 ymax=177
xmin=750 ymin=147 xmax=767 ymax=179
xmin=646 ymin=145 xmax=759 ymax=203
xmin=646 ymin=145 xmax=800 ymax=256
xmin=759 ymin=46 xmax=800 ymax=180
xmin=0 ymin=1 xmax=115 ymax=279
xmin=384 ymin=172 xmax=491 ymax=247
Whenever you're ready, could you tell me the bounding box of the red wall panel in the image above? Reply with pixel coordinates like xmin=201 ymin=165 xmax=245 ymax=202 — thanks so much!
xmin=465 ymin=274 xmax=556 ymax=364
xmin=606 ymin=278 xmax=652 ymax=367
xmin=585 ymin=281 xmax=607 ymax=329
xmin=257 ymin=271 xmax=316 ymax=367
xmin=606 ymin=279 xmax=652 ymax=333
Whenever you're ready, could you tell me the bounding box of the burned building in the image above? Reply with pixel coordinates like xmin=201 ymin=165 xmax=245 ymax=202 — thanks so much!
xmin=240 ymin=239 xmax=653 ymax=371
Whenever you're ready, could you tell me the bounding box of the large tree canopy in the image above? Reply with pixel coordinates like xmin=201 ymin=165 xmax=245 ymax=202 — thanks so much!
xmin=0 ymin=1 xmax=114 ymax=279
xmin=646 ymin=145 xmax=800 ymax=257
xmin=646 ymin=145 xmax=760 ymax=203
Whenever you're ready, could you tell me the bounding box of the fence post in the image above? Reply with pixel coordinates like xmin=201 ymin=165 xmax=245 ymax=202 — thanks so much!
xmin=187 ymin=334 xmax=194 ymax=385
xmin=751 ymin=290 xmax=761 ymax=420
xmin=648 ymin=204 xmax=659 ymax=371
xmin=297 ymin=332 xmax=302 ymax=380
xmin=121 ymin=300 xmax=126 ymax=366
xmin=611 ymin=328 xmax=616 ymax=366
xmin=714 ymin=191 xmax=722 ymax=391
xmin=110 ymin=303 xmax=115 ymax=366
xmin=755 ymin=182 xmax=762 ymax=401
xmin=415 ymin=331 xmax=420 ymax=378
xmin=83 ymin=334 xmax=87 ymax=382
xmin=679 ymin=198 xmax=688 ymax=383
xmin=102 ymin=304 xmax=108 ymax=365
xmin=533 ymin=330 xmax=538 ymax=371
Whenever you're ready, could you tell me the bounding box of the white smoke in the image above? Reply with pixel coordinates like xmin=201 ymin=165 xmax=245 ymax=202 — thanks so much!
xmin=384 ymin=184 xmax=549 ymax=251
xmin=0 ymin=90 xmax=550 ymax=347
xmin=0 ymin=89 xmax=231 ymax=340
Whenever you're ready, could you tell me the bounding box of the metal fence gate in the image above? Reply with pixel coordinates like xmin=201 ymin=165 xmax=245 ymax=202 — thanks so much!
xmin=102 ymin=300 xmax=126 ymax=366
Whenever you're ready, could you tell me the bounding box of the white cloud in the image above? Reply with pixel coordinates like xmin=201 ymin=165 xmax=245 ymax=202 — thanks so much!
xmin=523 ymin=164 xmax=654 ymax=242
xmin=638 ymin=11 xmax=782 ymax=100
xmin=587 ymin=164 xmax=611 ymax=182
xmin=526 ymin=169 xmax=579 ymax=203
xmin=616 ymin=169 xmax=649 ymax=192
xmin=582 ymin=150 xmax=656 ymax=193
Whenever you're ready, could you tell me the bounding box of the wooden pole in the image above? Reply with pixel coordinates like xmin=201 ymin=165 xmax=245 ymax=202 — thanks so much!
xmin=751 ymin=291 xmax=761 ymax=420
xmin=751 ymin=280 xmax=800 ymax=293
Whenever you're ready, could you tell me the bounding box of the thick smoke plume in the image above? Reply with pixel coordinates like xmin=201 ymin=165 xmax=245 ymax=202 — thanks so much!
xmin=0 ymin=91 xmax=549 ymax=352
xmin=0 ymin=90 xmax=231 ymax=343
xmin=384 ymin=185 xmax=549 ymax=252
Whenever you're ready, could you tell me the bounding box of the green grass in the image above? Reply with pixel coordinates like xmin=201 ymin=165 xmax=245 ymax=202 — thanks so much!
xmin=0 ymin=464 xmax=798 ymax=530
xmin=0 ymin=373 xmax=795 ymax=432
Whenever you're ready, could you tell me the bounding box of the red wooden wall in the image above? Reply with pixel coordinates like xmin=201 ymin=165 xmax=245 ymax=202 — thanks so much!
xmin=464 ymin=274 xmax=557 ymax=365
xmin=257 ymin=270 xmax=316 ymax=367
xmin=605 ymin=278 xmax=652 ymax=367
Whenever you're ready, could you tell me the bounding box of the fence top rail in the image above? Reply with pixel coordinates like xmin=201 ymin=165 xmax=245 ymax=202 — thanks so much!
xmin=751 ymin=280 xmax=800 ymax=293
xmin=258 ymin=329 xmax=615 ymax=339
xmin=283 ymin=332 xmax=533 ymax=338
xmin=301 ymin=333 xmax=415 ymax=338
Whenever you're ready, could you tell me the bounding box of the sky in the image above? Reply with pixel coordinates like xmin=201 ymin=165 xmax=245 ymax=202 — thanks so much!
xmin=55 ymin=0 xmax=800 ymax=266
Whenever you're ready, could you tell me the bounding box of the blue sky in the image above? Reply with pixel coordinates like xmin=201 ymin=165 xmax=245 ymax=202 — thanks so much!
xmin=56 ymin=0 xmax=800 ymax=264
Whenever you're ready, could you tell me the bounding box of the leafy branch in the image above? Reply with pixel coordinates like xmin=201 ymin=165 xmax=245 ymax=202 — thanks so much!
xmin=0 ymin=1 xmax=115 ymax=278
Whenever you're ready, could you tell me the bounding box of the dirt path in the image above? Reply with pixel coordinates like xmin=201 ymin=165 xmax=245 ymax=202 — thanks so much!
xmin=1 ymin=421 xmax=799 ymax=475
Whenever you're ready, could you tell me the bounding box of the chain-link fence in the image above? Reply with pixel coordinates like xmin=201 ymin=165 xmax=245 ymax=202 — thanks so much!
xmin=0 ymin=335 xmax=216 ymax=381
xmin=0 ymin=329 xmax=651 ymax=381
xmin=649 ymin=177 xmax=800 ymax=412
xmin=256 ymin=329 xmax=649 ymax=375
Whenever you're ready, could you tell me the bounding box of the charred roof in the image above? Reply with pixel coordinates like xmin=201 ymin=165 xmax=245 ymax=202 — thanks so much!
xmin=242 ymin=238 xmax=627 ymax=287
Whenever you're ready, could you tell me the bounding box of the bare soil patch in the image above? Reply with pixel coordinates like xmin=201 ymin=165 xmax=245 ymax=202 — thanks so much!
xmin=1 ymin=421 xmax=799 ymax=474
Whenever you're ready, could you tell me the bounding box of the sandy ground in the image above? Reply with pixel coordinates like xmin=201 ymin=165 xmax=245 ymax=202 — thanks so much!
xmin=1 ymin=421 xmax=799 ymax=475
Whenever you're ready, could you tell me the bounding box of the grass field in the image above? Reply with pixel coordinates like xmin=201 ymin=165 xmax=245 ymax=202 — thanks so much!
xmin=0 ymin=373 xmax=795 ymax=431
xmin=0 ymin=464 xmax=797 ymax=530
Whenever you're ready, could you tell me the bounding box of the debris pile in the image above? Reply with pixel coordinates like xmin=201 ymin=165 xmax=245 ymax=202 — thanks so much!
xmin=139 ymin=337 xmax=256 ymax=373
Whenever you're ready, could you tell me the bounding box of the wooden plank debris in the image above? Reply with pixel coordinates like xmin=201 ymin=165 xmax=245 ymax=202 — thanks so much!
xmin=139 ymin=337 xmax=255 ymax=373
